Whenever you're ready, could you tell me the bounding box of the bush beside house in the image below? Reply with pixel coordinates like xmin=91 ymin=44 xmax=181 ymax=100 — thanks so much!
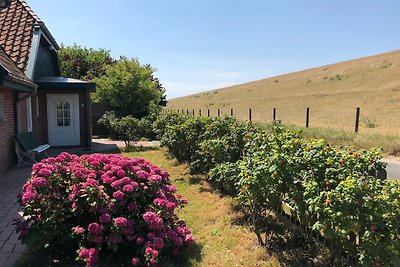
xmin=15 ymin=153 xmax=193 ymax=266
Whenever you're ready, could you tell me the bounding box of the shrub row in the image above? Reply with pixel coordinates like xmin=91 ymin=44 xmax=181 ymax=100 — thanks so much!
xmin=15 ymin=153 xmax=193 ymax=266
xmin=98 ymin=111 xmax=155 ymax=148
xmin=155 ymin=113 xmax=400 ymax=266
xmin=153 ymin=113 xmax=254 ymax=177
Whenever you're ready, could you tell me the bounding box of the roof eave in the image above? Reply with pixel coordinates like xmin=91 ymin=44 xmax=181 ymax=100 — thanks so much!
xmin=36 ymin=81 xmax=96 ymax=91
xmin=1 ymin=76 xmax=37 ymax=92
xmin=34 ymin=23 xmax=60 ymax=50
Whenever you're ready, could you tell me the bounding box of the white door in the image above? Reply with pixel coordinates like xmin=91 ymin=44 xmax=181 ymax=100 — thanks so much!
xmin=47 ymin=94 xmax=80 ymax=146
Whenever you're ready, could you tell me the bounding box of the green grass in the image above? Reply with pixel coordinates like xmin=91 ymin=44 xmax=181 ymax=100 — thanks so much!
xmin=125 ymin=149 xmax=280 ymax=267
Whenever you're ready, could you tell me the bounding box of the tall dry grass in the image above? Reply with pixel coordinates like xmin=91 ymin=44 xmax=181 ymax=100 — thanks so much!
xmin=167 ymin=50 xmax=400 ymax=137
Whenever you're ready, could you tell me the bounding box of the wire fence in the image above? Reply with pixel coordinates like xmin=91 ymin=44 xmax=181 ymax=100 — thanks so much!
xmin=163 ymin=106 xmax=400 ymax=136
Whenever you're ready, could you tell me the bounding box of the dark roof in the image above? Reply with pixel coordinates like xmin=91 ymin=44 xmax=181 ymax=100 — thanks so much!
xmin=0 ymin=47 xmax=33 ymax=84
xmin=0 ymin=47 xmax=36 ymax=91
xmin=35 ymin=76 xmax=96 ymax=91
xmin=0 ymin=0 xmax=42 ymax=71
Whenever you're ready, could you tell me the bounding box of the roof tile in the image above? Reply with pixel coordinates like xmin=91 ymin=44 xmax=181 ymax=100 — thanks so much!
xmin=0 ymin=47 xmax=34 ymax=85
xmin=0 ymin=0 xmax=42 ymax=71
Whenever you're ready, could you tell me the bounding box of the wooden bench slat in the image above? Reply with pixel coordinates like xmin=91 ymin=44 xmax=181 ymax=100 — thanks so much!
xmin=30 ymin=144 xmax=51 ymax=153
xmin=15 ymin=133 xmax=51 ymax=166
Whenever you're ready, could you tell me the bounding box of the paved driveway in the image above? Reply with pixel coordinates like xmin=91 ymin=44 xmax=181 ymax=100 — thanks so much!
xmin=0 ymin=167 xmax=31 ymax=267
xmin=383 ymin=158 xmax=400 ymax=180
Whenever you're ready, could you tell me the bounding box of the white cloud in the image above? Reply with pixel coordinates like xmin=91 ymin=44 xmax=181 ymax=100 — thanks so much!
xmin=214 ymin=82 xmax=238 ymax=89
xmin=163 ymin=81 xmax=212 ymax=99
xmin=163 ymin=80 xmax=241 ymax=99
xmin=215 ymin=71 xmax=241 ymax=78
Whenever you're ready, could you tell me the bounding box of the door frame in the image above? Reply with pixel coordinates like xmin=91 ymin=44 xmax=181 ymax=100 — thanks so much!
xmin=47 ymin=93 xmax=80 ymax=146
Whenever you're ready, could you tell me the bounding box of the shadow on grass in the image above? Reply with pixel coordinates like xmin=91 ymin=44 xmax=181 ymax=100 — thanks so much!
xmin=188 ymin=176 xmax=201 ymax=185
xmin=227 ymin=205 xmax=343 ymax=267
xmin=79 ymin=147 xmax=122 ymax=155
xmin=160 ymin=242 xmax=203 ymax=267
xmin=266 ymin=230 xmax=340 ymax=267
xmin=121 ymin=146 xmax=160 ymax=153
xmin=15 ymin=242 xmax=204 ymax=267
xmin=198 ymin=187 xmax=213 ymax=193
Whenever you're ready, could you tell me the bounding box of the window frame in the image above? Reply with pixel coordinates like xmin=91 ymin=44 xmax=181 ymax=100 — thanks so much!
xmin=0 ymin=92 xmax=5 ymax=123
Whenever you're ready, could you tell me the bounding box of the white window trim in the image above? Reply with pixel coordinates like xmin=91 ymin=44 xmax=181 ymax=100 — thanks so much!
xmin=0 ymin=93 xmax=4 ymax=123
xmin=27 ymin=97 xmax=33 ymax=132
xmin=36 ymin=96 xmax=39 ymax=118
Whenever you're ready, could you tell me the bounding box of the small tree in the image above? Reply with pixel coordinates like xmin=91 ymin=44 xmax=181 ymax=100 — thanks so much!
xmin=93 ymin=57 xmax=166 ymax=118
xmin=59 ymin=44 xmax=114 ymax=81
xmin=98 ymin=111 xmax=152 ymax=149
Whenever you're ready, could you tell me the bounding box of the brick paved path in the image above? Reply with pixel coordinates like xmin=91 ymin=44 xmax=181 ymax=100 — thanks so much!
xmin=0 ymin=167 xmax=31 ymax=267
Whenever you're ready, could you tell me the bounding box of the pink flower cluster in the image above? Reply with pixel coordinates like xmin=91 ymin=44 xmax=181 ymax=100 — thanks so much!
xmin=15 ymin=153 xmax=193 ymax=267
xmin=79 ymin=247 xmax=99 ymax=267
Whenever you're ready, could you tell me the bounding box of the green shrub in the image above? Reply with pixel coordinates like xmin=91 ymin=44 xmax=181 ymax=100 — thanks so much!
xmin=98 ymin=111 xmax=152 ymax=148
xmin=157 ymin=114 xmax=211 ymax=162
xmin=189 ymin=116 xmax=253 ymax=173
xmin=152 ymin=113 xmax=187 ymax=140
xmin=208 ymin=162 xmax=241 ymax=195
xmin=237 ymin=126 xmax=399 ymax=265
xmin=154 ymin=114 xmax=400 ymax=265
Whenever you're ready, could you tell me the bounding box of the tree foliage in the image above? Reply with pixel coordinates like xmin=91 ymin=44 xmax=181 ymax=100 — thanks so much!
xmin=93 ymin=57 xmax=165 ymax=118
xmin=59 ymin=44 xmax=114 ymax=81
xmin=59 ymin=45 xmax=167 ymax=119
xmin=97 ymin=111 xmax=153 ymax=148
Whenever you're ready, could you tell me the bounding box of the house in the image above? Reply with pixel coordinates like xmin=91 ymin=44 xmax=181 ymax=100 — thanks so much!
xmin=0 ymin=0 xmax=95 ymax=172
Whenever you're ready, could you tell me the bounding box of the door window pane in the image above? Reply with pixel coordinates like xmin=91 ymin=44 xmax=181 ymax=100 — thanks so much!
xmin=56 ymin=101 xmax=71 ymax=126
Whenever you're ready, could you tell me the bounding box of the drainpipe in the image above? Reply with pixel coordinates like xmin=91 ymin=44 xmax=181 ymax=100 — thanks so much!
xmin=15 ymin=85 xmax=37 ymax=134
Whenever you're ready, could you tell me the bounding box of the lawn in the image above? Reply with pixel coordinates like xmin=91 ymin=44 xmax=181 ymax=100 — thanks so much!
xmin=124 ymin=148 xmax=280 ymax=267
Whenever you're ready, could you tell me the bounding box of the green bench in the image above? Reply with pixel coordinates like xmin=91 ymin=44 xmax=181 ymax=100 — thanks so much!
xmin=15 ymin=132 xmax=50 ymax=166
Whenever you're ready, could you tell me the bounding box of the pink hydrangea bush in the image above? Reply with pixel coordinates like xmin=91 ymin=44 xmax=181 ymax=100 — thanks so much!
xmin=15 ymin=153 xmax=194 ymax=266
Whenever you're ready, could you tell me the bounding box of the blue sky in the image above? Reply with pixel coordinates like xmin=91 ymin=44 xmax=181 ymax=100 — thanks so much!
xmin=28 ymin=0 xmax=400 ymax=99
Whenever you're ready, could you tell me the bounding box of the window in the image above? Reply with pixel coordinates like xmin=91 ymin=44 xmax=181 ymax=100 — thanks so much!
xmin=0 ymin=93 xmax=4 ymax=122
xmin=27 ymin=97 xmax=32 ymax=132
xmin=36 ymin=96 xmax=39 ymax=118
xmin=56 ymin=101 xmax=71 ymax=126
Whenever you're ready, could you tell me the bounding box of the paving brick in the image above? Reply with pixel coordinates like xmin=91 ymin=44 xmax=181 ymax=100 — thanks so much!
xmin=0 ymin=256 xmax=8 ymax=266
xmin=0 ymin=167 xmax=30 ymax=266
xmin=12 ymin=243 xmax=25 ymax=253
xmin=4 ymin=254 xmax=19 ymax=267
xmin=0 ymin=230 xmax=13 ymax=241
xmin=0 ymin=243 xmax=15 ymax=253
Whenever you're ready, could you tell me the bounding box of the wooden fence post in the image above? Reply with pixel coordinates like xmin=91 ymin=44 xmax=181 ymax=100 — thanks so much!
xmin=207 ymin=109 xmax=210 ymax=117
xmin=355 ymin=107 xmax=360 ymax=133
xmin=199 ymin=109 xmax=202 ymax=116
xmin=186 ymin=109 xmax=189 ymax=115
xmin=249 ymin=108 xmax=252 ymax=121
xmin=230 ymin=108 xmax=234 ymax=116
xmin=218 ymin=109 xmax=220 ymax=117
xmin=273 ymin=108 xmax=276 ymax=121
xmin=306 ymin=107 xmax=310 ymax=128
xmin=192 ymin=109 xmax=195 ymax=116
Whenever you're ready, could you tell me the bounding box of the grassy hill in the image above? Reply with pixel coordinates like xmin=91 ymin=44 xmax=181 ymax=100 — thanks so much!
xmin=167 ymin=50 xmax=400 ymax=136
